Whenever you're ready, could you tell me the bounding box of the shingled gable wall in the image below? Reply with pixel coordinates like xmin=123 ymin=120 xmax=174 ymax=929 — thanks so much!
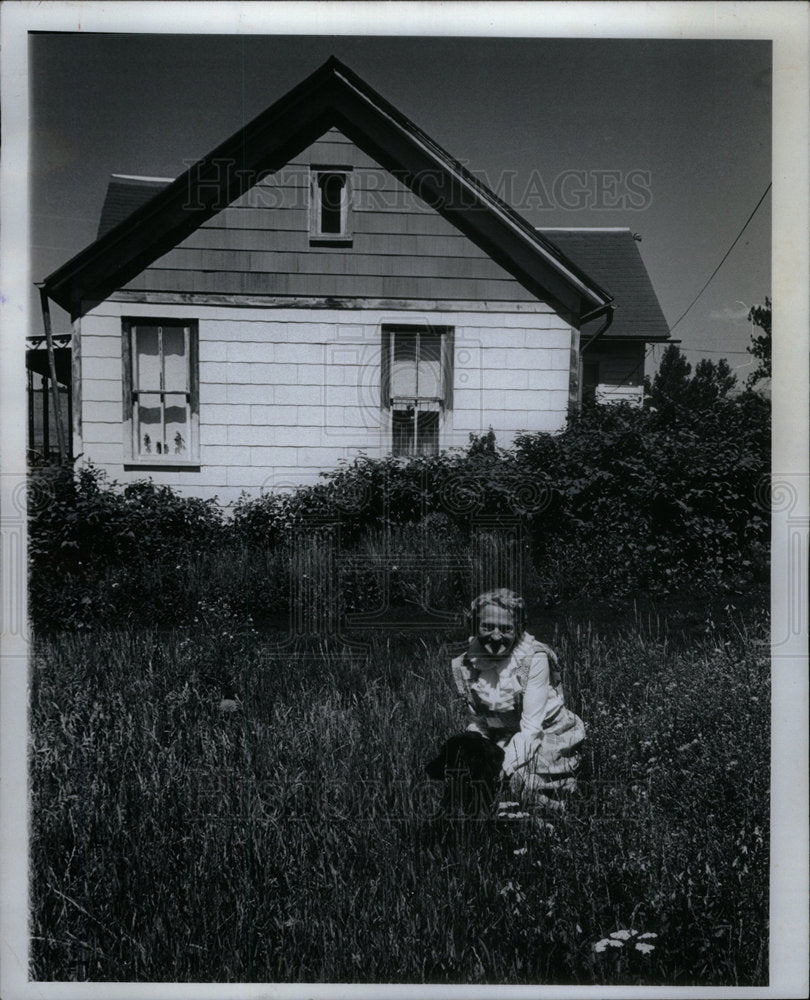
xmin=79 ymin=128 xmax=575 ymax=505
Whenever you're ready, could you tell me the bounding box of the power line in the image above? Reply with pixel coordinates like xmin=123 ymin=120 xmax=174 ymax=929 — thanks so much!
xmin=678 ymin=347 xmax=752 ymax=355
xmin=668 ymin=182 xmax=772 ymax=334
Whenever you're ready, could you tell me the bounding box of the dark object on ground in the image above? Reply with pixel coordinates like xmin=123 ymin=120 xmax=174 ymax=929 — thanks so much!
xmin=426 ymin=732 xmax=505 ymax=817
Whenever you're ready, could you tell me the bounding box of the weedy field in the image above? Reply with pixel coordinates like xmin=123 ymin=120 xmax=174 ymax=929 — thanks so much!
xmin=29 ymin=606 xmax=769 ymax=985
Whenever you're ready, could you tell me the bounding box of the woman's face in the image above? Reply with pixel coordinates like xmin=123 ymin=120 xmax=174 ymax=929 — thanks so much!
xmin=477 ymin=603 xmax=517 ymax=656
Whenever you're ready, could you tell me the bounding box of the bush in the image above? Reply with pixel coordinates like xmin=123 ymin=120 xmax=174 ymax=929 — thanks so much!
xmin=516 ymin=391 xmax=770 ymax=595
xmin=28 ymin=464 xmax=226 ymax=631
xmin=28 ymin=387 xmax=769 ymax=630
xmin=231 ymin=449 xmax=558 ymax=545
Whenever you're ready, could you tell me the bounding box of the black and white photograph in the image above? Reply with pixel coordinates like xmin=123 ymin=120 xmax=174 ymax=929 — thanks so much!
xmin=1 ymin=2 xmax=807 ymax=996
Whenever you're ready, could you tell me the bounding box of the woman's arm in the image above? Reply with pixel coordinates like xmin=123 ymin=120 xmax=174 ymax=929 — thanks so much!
xmin=520 ymin=651 xmax=552 ymax=737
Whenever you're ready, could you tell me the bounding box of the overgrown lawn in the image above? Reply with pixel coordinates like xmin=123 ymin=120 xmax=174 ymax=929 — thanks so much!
xmin=29 ymin=610 xmax=769 ymax=984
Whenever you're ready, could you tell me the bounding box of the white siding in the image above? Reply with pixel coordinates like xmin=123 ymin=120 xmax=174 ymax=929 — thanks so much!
xmin=80 ymin=300 xmax=574 ymax=506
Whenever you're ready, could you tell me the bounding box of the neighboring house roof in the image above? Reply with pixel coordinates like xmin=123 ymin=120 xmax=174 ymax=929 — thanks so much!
xmin=42 ymin=57 xmax=611 ymax=320
xmin=539 ymin=228 xmax=671 ymax=342
xmin=97 ymin=175 xmax=174 ymax=240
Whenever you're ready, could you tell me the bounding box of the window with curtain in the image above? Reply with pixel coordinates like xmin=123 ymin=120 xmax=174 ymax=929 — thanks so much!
xmin=123 ymin=319 xmax=199 ymax=462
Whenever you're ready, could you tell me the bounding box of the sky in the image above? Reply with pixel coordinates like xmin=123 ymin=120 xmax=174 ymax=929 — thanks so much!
xmin=29 ymin=32 xmax=772 ymax=382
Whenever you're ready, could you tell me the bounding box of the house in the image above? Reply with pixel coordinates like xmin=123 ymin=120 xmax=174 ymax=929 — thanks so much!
xmin=536 ymin=228 xmax=669 ymax=406
xmin=25 ymin=333 xmax=73 ymax=463
xmin=39 ymin=58 xmax=670 ymax=505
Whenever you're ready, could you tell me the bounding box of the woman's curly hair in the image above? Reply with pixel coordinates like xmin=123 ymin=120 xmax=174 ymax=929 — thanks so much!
xmin=468 ymin=588 xmax=526 ymax=635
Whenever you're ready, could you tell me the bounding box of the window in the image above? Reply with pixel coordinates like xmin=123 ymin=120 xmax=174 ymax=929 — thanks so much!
xmin=310 ymin=167 xmax=352 ymax=243
xmin=123 ymin=319 xmax=199 ymax=463
xmin=581 ymin=358 xmax=599 ymax=404
xmin=382 ymin=326 xmax=453 ymax=456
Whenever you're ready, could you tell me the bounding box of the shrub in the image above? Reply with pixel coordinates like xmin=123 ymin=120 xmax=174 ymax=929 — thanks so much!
xmin=516 ymin=390 xmax=770 ymax=595
xmin=231 ymin=449 xmax=558 ymax=545
xmin=28 ymin=464 xmax=225 ymax=631
xmin=28 ymin=386 xmax=769 ymax=630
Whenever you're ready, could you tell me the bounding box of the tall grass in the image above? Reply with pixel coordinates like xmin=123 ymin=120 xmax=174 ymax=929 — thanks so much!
xmin=29 ymin=611 xmax=769 ymax=984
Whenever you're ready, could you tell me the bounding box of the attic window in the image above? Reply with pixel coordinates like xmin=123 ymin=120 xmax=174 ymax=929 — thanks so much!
xmin=310 ymin=167 xmax=352 ymax=244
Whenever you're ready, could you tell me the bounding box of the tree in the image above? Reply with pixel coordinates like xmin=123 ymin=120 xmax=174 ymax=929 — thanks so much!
xmin=644 ymin=343 xmax=692 ymax=413
xmin=746 ymin=297 xmax=771 ymax=388
xmin=689 ymin=357 xmax=737 ymax=408
xmin=645 ymin=344 xmax=737 ymax=415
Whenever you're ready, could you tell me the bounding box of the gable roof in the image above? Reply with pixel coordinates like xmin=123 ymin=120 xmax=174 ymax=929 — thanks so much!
xmin=538 ymin=229 xmax=671 ymax=341
xmin=42 ymin=57 xmax=611 ymax=320
xmin=93 ymin=179 xmax=669 ymax=342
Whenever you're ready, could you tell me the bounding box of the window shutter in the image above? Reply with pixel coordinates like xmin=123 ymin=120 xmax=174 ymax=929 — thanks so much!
xmin=189 ymin=325 xmax=199 ymax=457
xmin=380 ymin=327 xmax=391 ymax=409
xmin=442 ymin=328 xmax=454 ymax=410
xmin=122 ymin=319 xmax=134 ymax=460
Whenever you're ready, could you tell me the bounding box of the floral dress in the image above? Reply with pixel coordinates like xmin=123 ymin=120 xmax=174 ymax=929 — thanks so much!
xmin=450 ymin=631 xmax=586 ymax=804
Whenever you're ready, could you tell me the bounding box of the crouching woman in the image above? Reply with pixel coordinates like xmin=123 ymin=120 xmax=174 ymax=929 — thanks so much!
xmin=449 ymin=588 xmax=586 ymax=811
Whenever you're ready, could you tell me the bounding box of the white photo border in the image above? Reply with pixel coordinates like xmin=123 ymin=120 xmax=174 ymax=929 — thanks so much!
xmin=2 ymin=3 xmax=807 ymax=998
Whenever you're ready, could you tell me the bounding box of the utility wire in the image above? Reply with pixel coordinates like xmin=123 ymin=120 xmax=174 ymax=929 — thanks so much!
xmin=678 ymin=347 xmax=752 ymax=355
xmin=668 ymin=182 xmax=771 ymax=334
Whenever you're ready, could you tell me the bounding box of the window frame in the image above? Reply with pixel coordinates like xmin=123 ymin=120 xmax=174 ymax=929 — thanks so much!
xmin=381 ymin=324 xmax=454 ymax=457
xmin=309 ymin=166 xmax=353 ymax=245
xmin=122 ymin=317 xmax=200 ymax=467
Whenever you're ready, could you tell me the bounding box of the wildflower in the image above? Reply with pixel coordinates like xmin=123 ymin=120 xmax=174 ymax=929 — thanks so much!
xmin=595 ymin=928 xmax=659 ymax=955
xmin=610 ymin=929 xmax=637 ymax=941
xmin=593 ymin=938 xmax=624 ymax=952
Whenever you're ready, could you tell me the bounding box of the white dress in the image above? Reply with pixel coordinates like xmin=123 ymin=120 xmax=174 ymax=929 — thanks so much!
xmin=451 ymin=631 xmax=585 ymax=803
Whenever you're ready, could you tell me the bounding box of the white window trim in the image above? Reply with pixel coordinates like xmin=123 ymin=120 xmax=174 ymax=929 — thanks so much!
xmin=122 ymin=318 xmax=200 ymax=466
xmin=309 ymin=166 xmax=353 ymax=244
